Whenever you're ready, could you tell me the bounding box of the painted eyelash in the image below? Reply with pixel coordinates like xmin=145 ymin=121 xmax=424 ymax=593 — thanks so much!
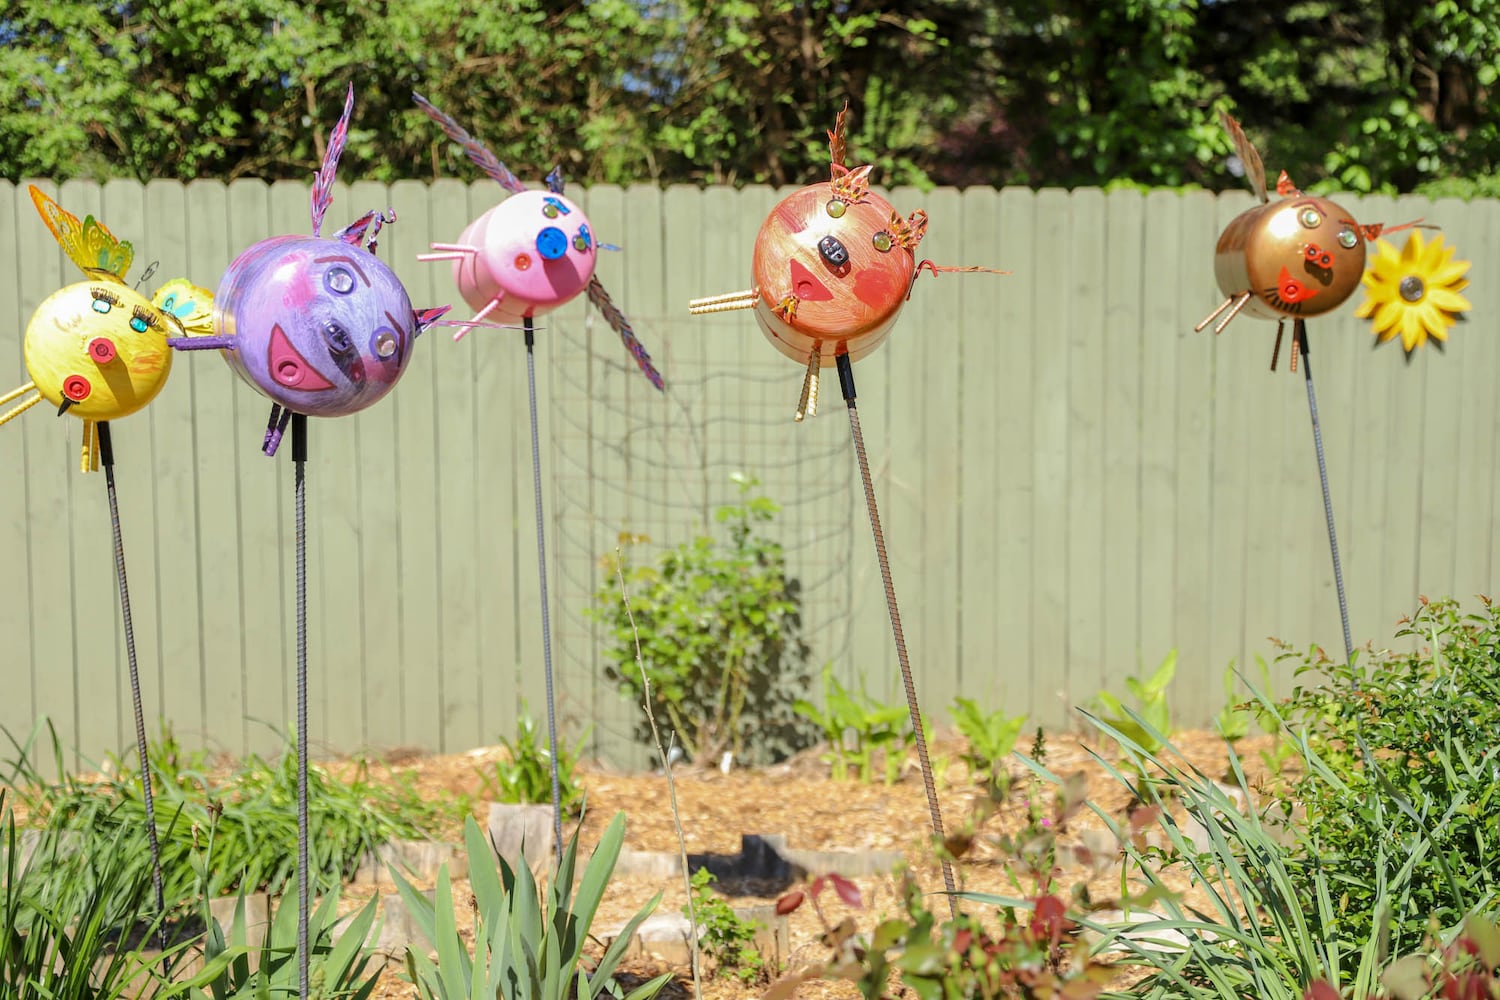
xmin=90 ymin=288 xmax=121 ymax=306
xmin=1262 ymin=285 xmax=1308 ymax=313
xmin=131 ymin=305 xmax=162 ymax=330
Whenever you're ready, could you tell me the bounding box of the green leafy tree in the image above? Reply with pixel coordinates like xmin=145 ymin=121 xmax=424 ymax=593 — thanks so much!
xmin=3 ymin=0 xmax=1495 ymax=192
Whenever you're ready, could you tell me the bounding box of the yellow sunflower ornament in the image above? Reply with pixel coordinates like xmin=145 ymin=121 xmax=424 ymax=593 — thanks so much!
xmin=1355 ymin=229 xmax=1471 ymax=356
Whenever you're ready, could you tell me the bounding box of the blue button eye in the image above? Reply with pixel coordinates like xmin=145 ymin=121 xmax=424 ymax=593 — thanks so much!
xmin=129 ymin=315 xmax=148 ymax=333
xmin=92 ymin=298 xmax=112 ymax=314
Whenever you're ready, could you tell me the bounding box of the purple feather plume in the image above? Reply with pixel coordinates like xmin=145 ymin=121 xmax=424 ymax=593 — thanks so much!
xmin=310 ymin=84 xmax=355 ymax=237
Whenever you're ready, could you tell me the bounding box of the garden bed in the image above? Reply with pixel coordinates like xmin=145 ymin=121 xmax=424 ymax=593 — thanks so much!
xmin=323 ymin=728 xmax=1276 ymax=1000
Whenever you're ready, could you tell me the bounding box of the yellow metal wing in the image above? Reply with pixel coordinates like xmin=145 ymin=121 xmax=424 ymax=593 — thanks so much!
xmin=151 ymin=278 xmax=215 ymax=336
xmin=28 ymin=185 xmax=134 ymax=282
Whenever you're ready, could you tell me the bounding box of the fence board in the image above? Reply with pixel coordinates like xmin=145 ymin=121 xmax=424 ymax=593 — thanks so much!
xmin=0 ymin=181 xmax=1495 ymax=770
xmin=0 ymin=182 xmax=34 ymax=744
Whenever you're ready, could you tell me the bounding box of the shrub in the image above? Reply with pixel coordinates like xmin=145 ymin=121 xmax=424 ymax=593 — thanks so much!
xmin=592 ymin=477 xmax=818 ymax=766
xmin=686 ymin=868 xmax=767 ymax=983
xmin=1272 ymin=596 xmax=1500 ymax=959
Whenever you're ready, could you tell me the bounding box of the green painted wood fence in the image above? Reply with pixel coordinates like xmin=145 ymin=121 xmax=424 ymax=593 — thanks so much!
xmin=2 ymin=179 xmax=1497 ymax=770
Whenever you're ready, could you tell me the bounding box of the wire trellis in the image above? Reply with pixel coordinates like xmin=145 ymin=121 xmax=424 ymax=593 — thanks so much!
xmin=545 ymin=313 xmax=864 ymax=764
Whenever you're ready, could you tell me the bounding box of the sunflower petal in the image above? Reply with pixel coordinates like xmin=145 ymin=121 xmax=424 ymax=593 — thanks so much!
xmin=1427 ymin=287 xmax=1471 ymax=314
xmin=1399 ymin=307 xmax=1423 ymax=352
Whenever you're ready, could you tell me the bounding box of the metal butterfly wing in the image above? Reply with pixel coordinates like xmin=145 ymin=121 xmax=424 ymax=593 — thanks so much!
xmin=586 ymin=275 xmax=663 ymax=390
xmin=413 ymin=93 xmax=527 ymax=195
xmin=1219 ymin=110 xmax=1268 ymax=204
xmin=28 ymin=185 xmax=134 ymax=283
xmin=547 ymin=167 xmax=663 ymax=390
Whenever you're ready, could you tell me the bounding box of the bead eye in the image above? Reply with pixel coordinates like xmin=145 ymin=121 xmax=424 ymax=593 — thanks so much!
xmin=325 ymin=266 xmax=355 ymax=295
xmin=129 ymin=315 xmax=148 ymax=333
xmin=826 ymin=199 xmax=847 ymax=219
xmin=1299 ymin=207 xmax=1322 ymax=228
xmin=372 ymin=330 xmax=398 ymax=359
xmin=542 ymin=202 xmax=559 ymax=219
xmin=1338 ymin=227 xmax=1359 ymax=249
xmin=872 ymin=231 xmax=893 ymax=252
xmin=323 ymin=321 xmax=353 ymax=354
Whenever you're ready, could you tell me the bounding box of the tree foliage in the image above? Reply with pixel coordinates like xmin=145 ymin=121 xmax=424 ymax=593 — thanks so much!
xmin=1 ymin=0 xmax=1496 ymax=194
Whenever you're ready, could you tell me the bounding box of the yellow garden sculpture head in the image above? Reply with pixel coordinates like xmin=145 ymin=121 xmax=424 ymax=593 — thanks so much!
xmin=1 ymin=187 xmax=213 ymax=471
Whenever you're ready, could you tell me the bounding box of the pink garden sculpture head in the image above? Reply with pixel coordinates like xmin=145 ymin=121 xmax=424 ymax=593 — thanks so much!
xmin=413 ymin=94 xmax=662 ymax=390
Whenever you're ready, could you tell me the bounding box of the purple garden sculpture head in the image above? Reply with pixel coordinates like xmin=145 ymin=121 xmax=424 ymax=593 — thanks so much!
xmin=189 ymin=86 xmax=448 ymax=455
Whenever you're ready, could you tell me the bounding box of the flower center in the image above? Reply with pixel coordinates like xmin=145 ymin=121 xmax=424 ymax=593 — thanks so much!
xmin=1399 ymin=275 xmax=1425 ymax=303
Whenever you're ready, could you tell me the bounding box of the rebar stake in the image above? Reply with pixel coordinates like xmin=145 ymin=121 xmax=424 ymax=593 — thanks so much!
xmin=292 ymin=412 xmax=310 ymax=1000
xmin=835 ymin=353 xmax=957 ymax=917
xmin=99 ymin=421 xmax=167 ymax=949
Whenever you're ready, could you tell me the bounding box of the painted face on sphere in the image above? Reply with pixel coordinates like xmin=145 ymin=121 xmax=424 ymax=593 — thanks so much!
xmin=1214 ymin=195 xmax=1367 ymax=321
xmin=750 ymin=182 xmax=917 ymax=366
xmin=214 ymin=236 xmax=419 ymax=417
xmin=24 ymin=281 xmax=173 ymax=420
xmin=450 ymin=190 xmax=598 ymax=321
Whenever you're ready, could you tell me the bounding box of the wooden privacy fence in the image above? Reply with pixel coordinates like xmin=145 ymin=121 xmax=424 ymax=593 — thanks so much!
xmin=1 ymin=179 xmax=1497 ymax=770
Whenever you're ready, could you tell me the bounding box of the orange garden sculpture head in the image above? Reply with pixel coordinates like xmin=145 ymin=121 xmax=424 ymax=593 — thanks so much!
xmin=1195 ymin=111 xmax=1457 ymax=369
xmin=690 ymin=102 xmax=1004 ymax=419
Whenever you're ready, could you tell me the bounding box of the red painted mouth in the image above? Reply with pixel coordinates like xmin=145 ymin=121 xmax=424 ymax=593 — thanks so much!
xmin=1277 ymin=267 xmax=1320 ymax=304
xmin=788 ymin=259 xmax=834 ymax=302
xmin=268 ymin=323 xmax=334 ymax=391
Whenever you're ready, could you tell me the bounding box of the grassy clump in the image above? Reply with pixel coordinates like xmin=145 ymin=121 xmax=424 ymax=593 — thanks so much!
xmin=5 ymin=722 xmax=463 ymax=913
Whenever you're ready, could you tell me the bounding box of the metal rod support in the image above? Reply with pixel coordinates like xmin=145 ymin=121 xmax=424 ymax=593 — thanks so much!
xmin=292 ymin=412 xmax=310 ymax=1000
xmin=525 ymin=316 xmax=565 ymax=861
xmin=1295 ymin=322 xmax=1354 ymax=662
xmin=100 ymin=422 xmax=167 ymax=948
xmin=836 ymin=355 xmax=957 ymax=916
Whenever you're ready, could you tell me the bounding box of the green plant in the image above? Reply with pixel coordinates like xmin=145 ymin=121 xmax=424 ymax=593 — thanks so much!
xmin=773 ymin=868 xmax=1112 ymax=1000
xmin=793 ymin=666 xmax=914 ymax=783
xmin=481 ymin=707 xmax=587 ymax=817
xmin=592 ymin=476 xmax=818 ymax=766
xmin=0 ymin=790 xmax=195 ymax=1000
xmin=1095 ymin=649 xmax=1176 ymax=759
xmin=1271 ymin=596 xmax=1500 ymax=960
xmin=3 ymin=721 xmax=448 ymax=907
xmin=190 ymin=881 xmax=382 ymax=1000
xmin=393 ymin=811 xmax=670 ymax=1000
xmin=685 ymin=869 xmax=767 ymax=984
xmin=1001 ymin=697 xmax=1445 ymax=1000
xmin=1377 ymin=912 xmax=1500 ymax=1000
xmin=950 ymin=696 xmax=1027 ymax=795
